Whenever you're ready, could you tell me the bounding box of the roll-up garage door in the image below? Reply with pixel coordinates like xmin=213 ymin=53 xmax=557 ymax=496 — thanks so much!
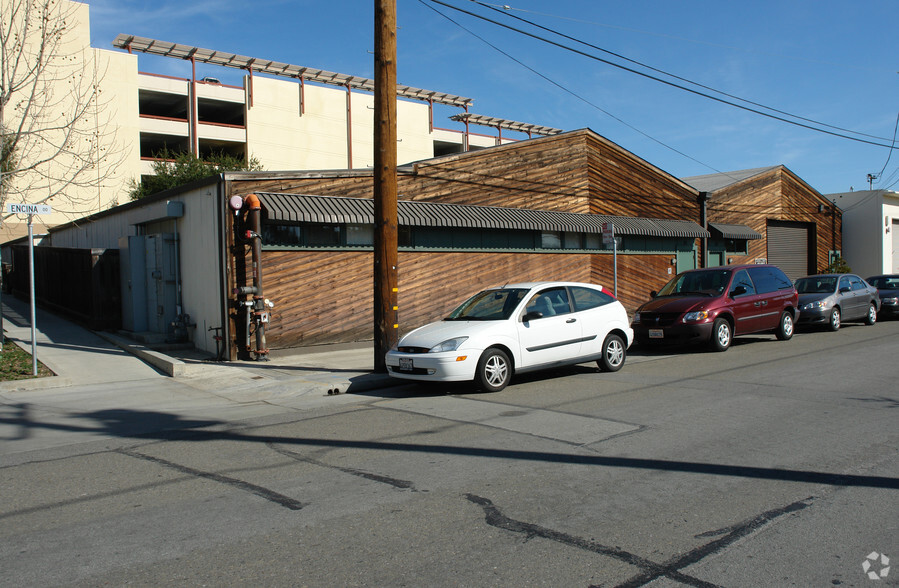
xmin=767 ymin=222 xmax=810 ymax=280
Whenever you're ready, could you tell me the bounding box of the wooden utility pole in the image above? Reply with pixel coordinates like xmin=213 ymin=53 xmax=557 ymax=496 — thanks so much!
xmin=373 ymin=0 xmax=398 ymax=372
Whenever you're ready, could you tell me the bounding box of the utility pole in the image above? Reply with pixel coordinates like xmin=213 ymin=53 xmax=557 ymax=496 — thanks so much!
xmin=373 ymin=0 xmax=398 ymax=372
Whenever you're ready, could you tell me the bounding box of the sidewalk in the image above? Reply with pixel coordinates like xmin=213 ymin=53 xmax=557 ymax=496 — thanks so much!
xmin=0 ymin=295 xmax=397 ymax=397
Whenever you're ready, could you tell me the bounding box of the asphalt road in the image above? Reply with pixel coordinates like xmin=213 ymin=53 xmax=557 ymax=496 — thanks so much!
xmin=2 ymin=320 xmax=897 ymax=587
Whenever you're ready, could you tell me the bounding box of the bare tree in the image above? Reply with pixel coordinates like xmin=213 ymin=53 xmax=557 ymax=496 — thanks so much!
xmin=0 ymin=0 xmax=127 ymax=223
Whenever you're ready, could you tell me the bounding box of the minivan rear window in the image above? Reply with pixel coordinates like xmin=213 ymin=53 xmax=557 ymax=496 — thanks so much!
xmin=747 ymin=266 xmax=794 ymax=294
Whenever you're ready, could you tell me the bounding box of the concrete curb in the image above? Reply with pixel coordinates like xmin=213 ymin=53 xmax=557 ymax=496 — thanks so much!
xmin=94 ymin=331 xmax=190 ymax=377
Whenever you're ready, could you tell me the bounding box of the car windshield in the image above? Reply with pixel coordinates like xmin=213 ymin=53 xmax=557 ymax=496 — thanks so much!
xmin=656 ymin=269 xmax=732 ymax=297
xmin=868 ymin=276 xmax=899 ymax=289
xmin=445 ymin=288 xmax=529 ymax=321
xmin=795 ymin=277 xmax=836 ymax=294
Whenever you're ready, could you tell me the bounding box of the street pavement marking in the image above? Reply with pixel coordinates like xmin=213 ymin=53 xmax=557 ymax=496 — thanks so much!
xmin=378 ymin=396 xmax=639 ymax=445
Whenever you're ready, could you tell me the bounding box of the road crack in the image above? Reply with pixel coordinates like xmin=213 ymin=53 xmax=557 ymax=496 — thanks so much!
xmin=118 ymin=448 xmax=305 ymax=510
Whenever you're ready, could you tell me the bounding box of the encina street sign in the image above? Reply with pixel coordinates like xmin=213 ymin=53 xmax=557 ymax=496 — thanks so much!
xmin=6 ymin=203 xmax=52 ymax=215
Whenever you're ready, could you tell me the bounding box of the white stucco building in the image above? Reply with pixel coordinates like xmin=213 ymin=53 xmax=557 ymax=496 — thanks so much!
xmin=829 ymin=189 xmax=899 ymax=278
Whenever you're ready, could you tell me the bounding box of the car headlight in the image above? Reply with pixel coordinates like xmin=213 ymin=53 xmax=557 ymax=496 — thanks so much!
xmin=632 ymin=312 xmax=641 ymax=324
xmin=429 ymin=337 xmax=468 ymax=353
xmin=683 ymin=311 xmax=709 ymax=322
xmin=801 ymin=301 xmax=827 ymax=311
xmin=883 ymin=297 xmax=898 ymax=305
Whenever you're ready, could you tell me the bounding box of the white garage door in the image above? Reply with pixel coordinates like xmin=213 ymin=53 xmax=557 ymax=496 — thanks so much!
xmin=893 ymin=220 xmax=899 ymax=272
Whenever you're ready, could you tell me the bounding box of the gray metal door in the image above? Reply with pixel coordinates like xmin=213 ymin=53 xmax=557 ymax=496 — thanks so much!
xmin=767 ymin=223 xmax=810 ymax=280
xmin=893 ymin=220 xmax=899 ymax=273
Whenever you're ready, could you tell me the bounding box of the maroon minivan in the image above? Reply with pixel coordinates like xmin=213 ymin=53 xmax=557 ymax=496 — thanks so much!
xmin=632 ymin=264 xmax=799 ymax=351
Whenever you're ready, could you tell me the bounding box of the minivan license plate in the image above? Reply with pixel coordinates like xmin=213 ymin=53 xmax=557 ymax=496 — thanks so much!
xmin=649 ymin=329 xmax=664 ymax=339
xmin=399 ymin=358 xmax=413 ymax=371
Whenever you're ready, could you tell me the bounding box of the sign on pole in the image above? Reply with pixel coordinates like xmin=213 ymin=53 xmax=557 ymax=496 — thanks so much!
xmin=602 ymin=222 xmax=618 ymax=297
xmin=7 ymin=203 xmax=52 ymax=215
xmin=7 ymin=204 xmax=53 ymax=375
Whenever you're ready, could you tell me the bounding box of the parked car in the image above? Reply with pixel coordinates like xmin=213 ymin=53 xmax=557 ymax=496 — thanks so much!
xmin=385 ymin=282 xmax=634 ymax=392
xmin=794 ymin=274 xmax=879 ymax=330
xmin=631 ymin=264 xmax=798 ymax=352
xmin=865 ymin=274 xmax=899 ymax=319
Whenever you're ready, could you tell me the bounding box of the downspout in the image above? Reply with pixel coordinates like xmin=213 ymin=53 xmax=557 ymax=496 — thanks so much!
xmin=698 ymin=191 xmax=710 ymax=268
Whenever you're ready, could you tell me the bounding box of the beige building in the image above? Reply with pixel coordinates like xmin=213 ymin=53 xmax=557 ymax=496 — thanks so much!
xmin=1 ymin=0 xmax=560 ymax=244
xmin=1 ymin=0 xmax=140 ymax=242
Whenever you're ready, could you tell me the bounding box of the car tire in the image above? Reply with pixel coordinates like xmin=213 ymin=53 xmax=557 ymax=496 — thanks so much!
xmin=597 ymin=333 xmax=626 ymax=372
xmin=864 ymin=303 xmax=877 ymax=326
xmin=828 ymin=307 xmax=841 ymax=331
xmin=775 ymin=311 xmax=794 ymax=341
xmin=709 ymin=318 xmax=732 ymax=352
xmin=475 ymin=348 xmax=511 ymax=392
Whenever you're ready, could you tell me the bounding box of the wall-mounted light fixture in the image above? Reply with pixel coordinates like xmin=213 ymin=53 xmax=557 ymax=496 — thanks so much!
xmin=818 ymin=204 xmax=825 ymax=213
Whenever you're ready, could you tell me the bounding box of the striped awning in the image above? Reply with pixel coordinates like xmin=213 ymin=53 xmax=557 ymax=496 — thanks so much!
xmin=253 ymin=193 xmax=710 ymax=239
xmin=708 ymin=223 xmax=763 ymax=240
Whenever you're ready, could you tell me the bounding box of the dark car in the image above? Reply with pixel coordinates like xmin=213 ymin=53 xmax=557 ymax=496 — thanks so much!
xmin=864 ymin=274 xmax=899 ymax=319
xmin=632 ymin=264 xmax=799 ymax=352
xmin=794 ymin=274 xmax=879 ymax=330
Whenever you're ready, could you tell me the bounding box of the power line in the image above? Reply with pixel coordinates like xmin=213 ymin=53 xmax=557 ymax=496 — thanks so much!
xmin=476 ymin=2 xmax=886 ymax=75
xmin=872 ymin=112 xmax=899 ymax=184
xmin=416 ymin=0 xmax=728 ymax=176
xmin=426 ymin=0 xmax=898 ymax=150
xmin=475 ymin=0 xmax=892 ymax=144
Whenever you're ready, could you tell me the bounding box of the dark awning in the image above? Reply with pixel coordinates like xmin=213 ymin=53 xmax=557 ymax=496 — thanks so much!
xmin=254 ymin=193 xmax=710 ymax=239
xmin=708 ymin=223 xmax=763 ymax=240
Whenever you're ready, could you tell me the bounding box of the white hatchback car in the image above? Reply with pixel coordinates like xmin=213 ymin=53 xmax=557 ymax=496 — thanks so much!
xmin=385 ymin=282 xmax=634 ymax=392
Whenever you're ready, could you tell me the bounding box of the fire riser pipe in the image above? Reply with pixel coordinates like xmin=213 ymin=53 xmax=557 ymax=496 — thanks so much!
xmin=244 ymin=193 xmax=268 ymax=358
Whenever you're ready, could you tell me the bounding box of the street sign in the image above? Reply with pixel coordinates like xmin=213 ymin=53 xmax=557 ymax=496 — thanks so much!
xmin=601 ymin=221 xmax=614 ymax=246
xmin=6 ymin=203 xmax=52 ymax=215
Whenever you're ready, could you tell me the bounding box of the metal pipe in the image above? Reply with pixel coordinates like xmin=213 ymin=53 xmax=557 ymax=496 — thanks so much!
xmin=244 ymin=193 xmax=267 ymax=358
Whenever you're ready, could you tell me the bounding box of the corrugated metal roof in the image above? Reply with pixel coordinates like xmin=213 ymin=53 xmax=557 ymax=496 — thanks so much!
xmin=254 ymin=193 xmax=710 ymax=238
xmin=709 ymin=223 xmax=763 ymax=240
xmin=682 ymin=166 xmax=779 ymax=193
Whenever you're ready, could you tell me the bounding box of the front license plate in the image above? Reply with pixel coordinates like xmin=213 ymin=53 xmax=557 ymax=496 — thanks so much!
xmin=649 ymin=329 xmax=664 ymax=339
xmin=399 ymin=357 xmax=414 ymax=372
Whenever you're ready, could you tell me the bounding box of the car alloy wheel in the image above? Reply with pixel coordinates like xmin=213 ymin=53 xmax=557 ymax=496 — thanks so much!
xmin=776 ymin=311 xmax=794 ymax=340
xmin=709 ymin=318 xmax=732 ymax=352
xmin=864 ymin=303 xmax=877 ymax=326
xmin=828 ymin=307 xmax=841 ymax=331
xmin=476 ymin=348 xmax=511 ymax=392
xmin=598 ymin=333 xmax=625 ymax=372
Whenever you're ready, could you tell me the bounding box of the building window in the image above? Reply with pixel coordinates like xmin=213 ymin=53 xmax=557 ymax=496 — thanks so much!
xmin=347 ymin=224 xmax=373 ymax=246
xmin=263 ymin=224 xmax=302 ymax=246
xmin=541 ymin=231 xmax=562 ymax=249
xmin=306 ymin=224 xmax=340 ymax=246
xmin=563 ymin=232 xmax=583 ymax=249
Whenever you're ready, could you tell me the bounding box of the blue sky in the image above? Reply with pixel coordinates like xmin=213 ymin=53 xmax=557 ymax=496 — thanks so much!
xmin=85 ymin=0 xmax=899 ymax=196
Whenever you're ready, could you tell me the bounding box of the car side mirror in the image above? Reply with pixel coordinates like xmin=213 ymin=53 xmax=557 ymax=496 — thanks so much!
xmin=730 ymin=285 xmax=747 ymax=297
xmin=649 ymin=290 xmax=658 ymax=298
xmin=839 ymin=286 xmax=850 ymax=293
xmin=523 ymin=310 xmax=543 ymax=322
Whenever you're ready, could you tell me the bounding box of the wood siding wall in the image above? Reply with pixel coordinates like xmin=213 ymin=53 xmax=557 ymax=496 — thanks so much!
xmin=585 ymin=134 xmax=700 ymax=219
xmin=228 ymin=130 xmax=691 ymax=215
xmin=591 ymin=254 xmax=676 ymax=310
xmin=252 ymin=249 xmax=592 ymax=349
xmin=706 ymin=167 xmax=841 ymax=273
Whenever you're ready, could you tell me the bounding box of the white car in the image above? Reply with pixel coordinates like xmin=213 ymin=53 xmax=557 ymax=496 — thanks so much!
xmin=385 ymin=282 xmax=634 ymax=392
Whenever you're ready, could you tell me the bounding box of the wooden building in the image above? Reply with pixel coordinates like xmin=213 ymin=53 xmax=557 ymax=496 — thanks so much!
xmin=17 ymin=129 xmax=837 ymax=358
xmin=684 ymin=166 xmax=842 ymax=279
